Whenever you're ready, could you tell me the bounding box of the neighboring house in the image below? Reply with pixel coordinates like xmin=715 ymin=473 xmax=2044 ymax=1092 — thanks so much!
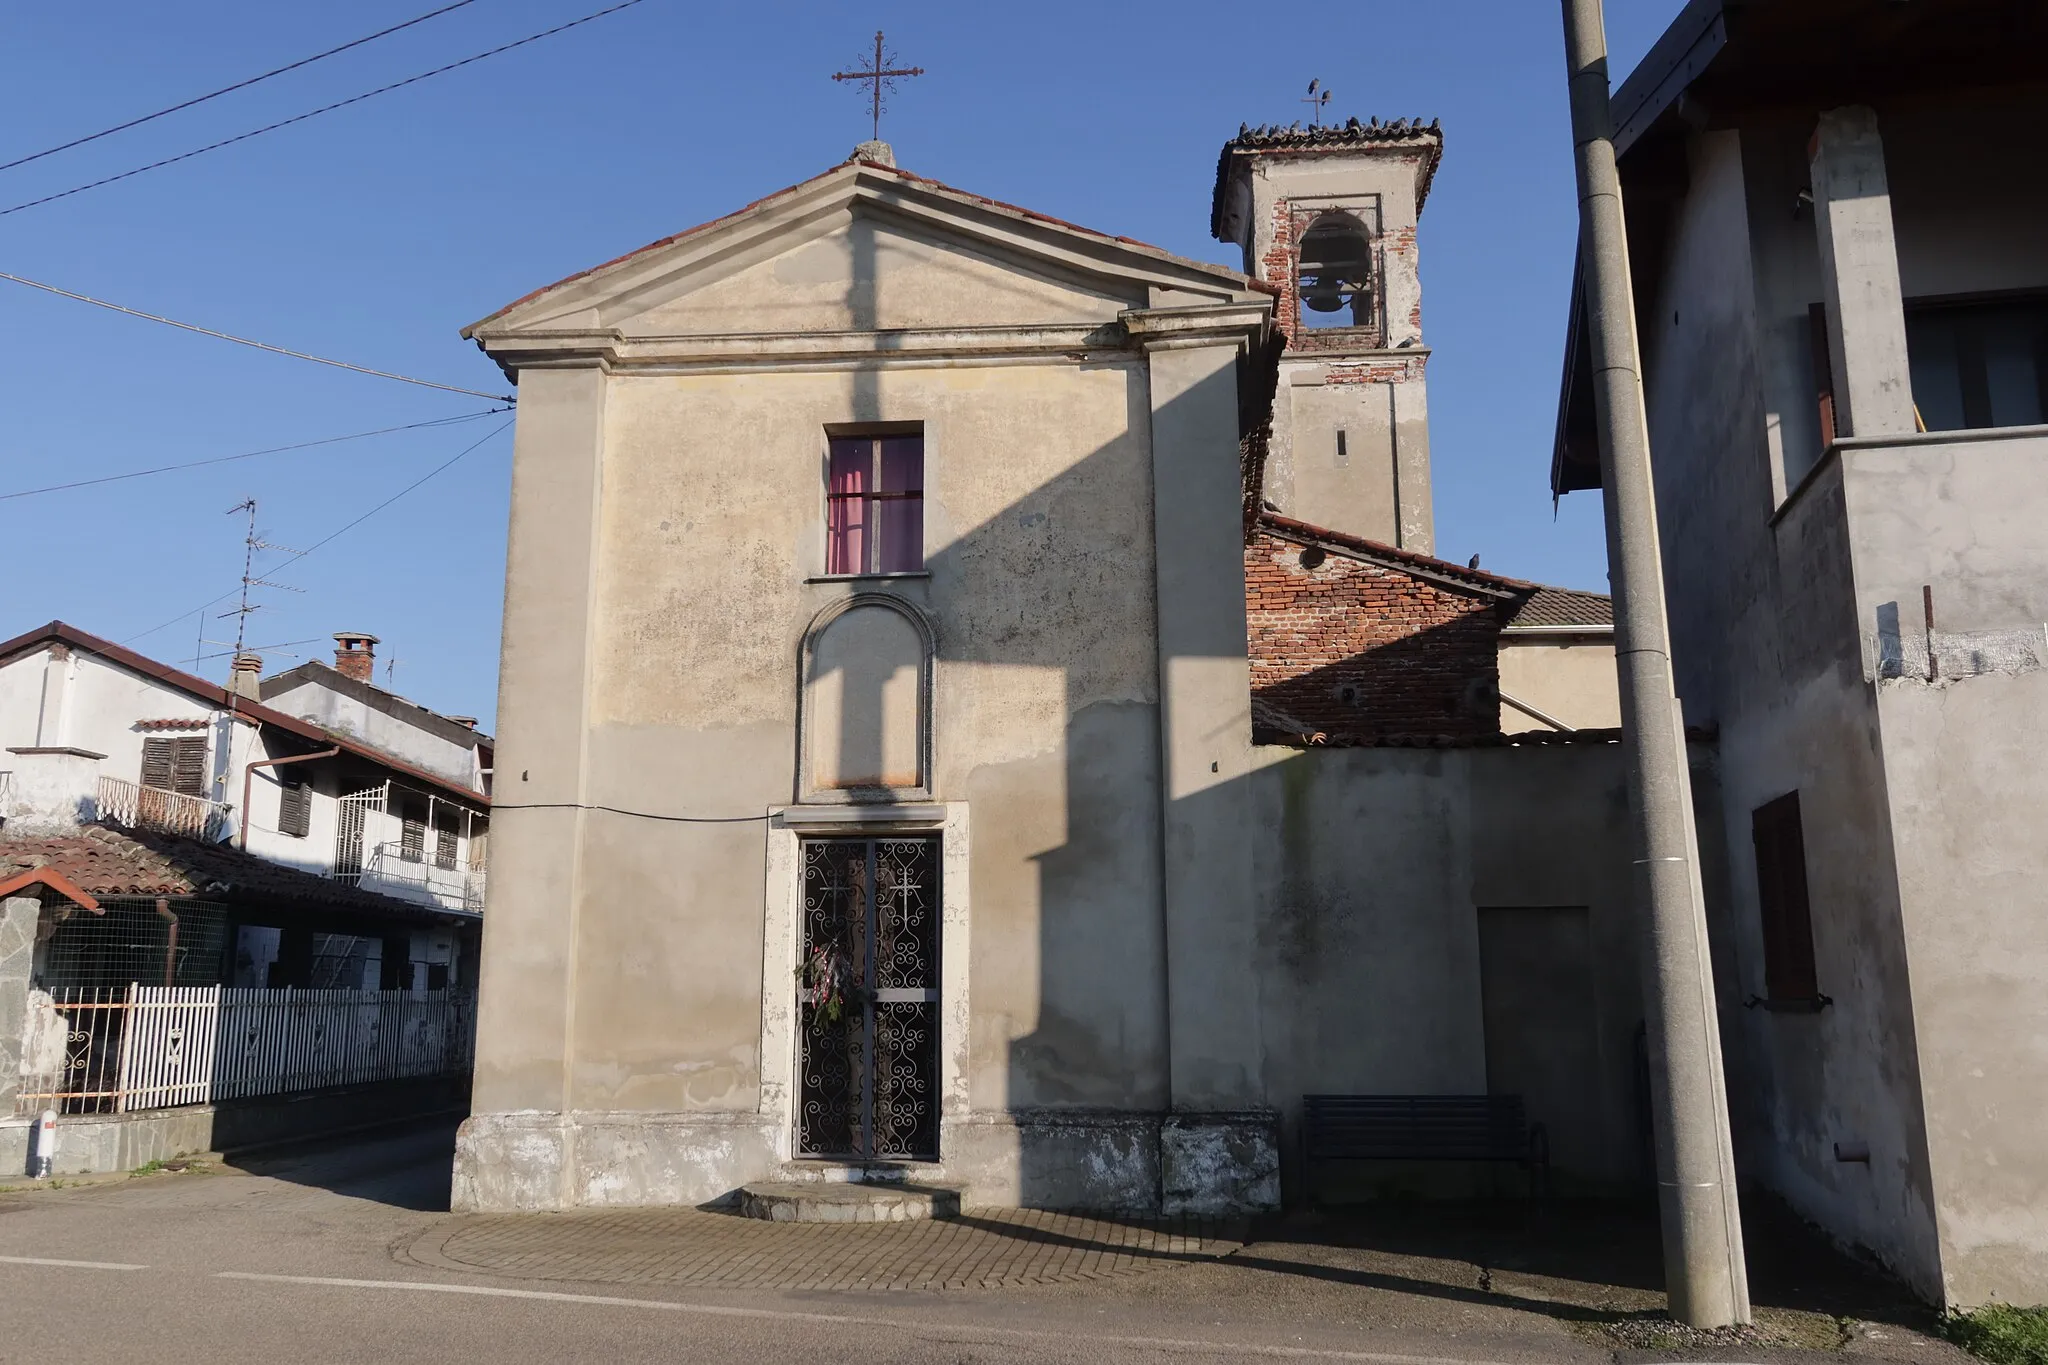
xmin=1497 ymin=589 xmax=1617 ymax=735
xmin=261 ymin=632 xmax=494 ymax=797
xmin=1550 ymin=0 xmax=2048 ymax=1306
xmin=1245 ymin=516 xmax=1617 ymax=744
xmin=451 ymin=127 xmax=1650 ymax=1218
xmin=0 ymin=622 xmax=488 ymax=992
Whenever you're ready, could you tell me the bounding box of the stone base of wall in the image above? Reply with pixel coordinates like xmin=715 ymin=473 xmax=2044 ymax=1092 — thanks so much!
xmin=1162 ymin=1111 xmax=1283 ymax=1215
xmin=453 ymin=1107 xmax=1283 ymax=1215
xmin=4 ymin=1074 xmax=468 ymax=1178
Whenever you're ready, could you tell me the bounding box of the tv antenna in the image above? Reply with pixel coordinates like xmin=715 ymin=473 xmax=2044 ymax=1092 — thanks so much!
xmin=215 ymin=498 xmax=303 ymax=705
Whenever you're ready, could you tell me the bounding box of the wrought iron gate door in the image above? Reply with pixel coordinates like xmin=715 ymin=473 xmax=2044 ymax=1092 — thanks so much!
xmin=797 ymin=837 xmax=940 ymax=1160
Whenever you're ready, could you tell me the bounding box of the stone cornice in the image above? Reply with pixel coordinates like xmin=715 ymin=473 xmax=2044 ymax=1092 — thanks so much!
xmin=477 ymin=322 xmax=1137 ymax=373
xmin=1119 ymin=302 xmax=1272 ymax=352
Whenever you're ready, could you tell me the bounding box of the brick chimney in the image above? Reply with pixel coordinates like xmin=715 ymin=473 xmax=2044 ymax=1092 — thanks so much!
xmin=333 ymin=632 xmax=379 ymax=683
xmin=228 ymin=652 xmax=263 ymax=701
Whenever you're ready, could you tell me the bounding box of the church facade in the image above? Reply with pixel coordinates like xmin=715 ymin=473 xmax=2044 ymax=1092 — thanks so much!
xmin=452 ymin=126 xmax=1651 ymax=1214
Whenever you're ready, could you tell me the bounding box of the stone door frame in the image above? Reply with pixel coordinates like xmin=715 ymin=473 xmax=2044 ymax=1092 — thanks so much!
xmin=760 ymin=803 xmax=970 ymax=1165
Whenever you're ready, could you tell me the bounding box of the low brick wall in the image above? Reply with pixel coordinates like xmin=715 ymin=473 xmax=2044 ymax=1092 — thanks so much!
xmin=4 ymin=1073 xmax=468 ymax=1177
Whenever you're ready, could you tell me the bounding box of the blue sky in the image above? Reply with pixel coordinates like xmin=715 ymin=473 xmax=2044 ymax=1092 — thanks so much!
xmin=0 ymin=1 xmax=1685 ymax=729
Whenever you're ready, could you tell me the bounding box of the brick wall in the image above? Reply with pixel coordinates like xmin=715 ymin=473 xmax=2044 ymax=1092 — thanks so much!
xmin=1245 ymin=527 xmax=1509 ymax=743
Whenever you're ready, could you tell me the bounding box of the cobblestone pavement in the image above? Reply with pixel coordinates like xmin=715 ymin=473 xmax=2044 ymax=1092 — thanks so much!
xmin=406 ymin=1207 xmax=1245 ymax=1290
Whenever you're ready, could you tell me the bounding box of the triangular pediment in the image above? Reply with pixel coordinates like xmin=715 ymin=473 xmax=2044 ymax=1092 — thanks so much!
xmin=465 ymin=160 xmax=1260 ymax=347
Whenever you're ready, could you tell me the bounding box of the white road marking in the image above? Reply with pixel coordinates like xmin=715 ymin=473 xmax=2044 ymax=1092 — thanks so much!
xmin=214 ymin=1272 xmax=1495 ymax=1363
xmin=0 ymin=1255 xmax=147 ymax=1271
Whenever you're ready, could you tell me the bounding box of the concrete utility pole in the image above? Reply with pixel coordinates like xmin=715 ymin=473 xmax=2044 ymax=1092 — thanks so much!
xmin=1557 ymin=0 xmax=1751 ymax=1329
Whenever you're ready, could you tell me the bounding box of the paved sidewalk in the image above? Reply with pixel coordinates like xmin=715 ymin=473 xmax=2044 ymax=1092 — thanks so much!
xmin=407 ymin=1207 xmax=1244 ymax=1290
xmin=0 ymin=1121 xmax=1977 ymax=1365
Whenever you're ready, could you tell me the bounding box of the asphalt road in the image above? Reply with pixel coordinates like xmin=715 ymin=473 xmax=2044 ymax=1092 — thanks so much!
xmin=0 ymin=1123 xmax=1955 ymax=1365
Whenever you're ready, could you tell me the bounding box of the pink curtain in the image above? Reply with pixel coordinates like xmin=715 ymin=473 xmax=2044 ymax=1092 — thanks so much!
xmin=827 ymin=437 xmax=923 ymax=574
xmin=827 ymin=441 xmax=868 ymax=575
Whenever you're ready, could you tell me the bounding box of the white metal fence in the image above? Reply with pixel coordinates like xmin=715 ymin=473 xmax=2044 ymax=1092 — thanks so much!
xmin=15 ymin=985 xmax=475 ymax=1115
xmin=357 ymin=840 xmax=486 ymax=913
xmin=96 ymin=774 xmax=233 ymax=841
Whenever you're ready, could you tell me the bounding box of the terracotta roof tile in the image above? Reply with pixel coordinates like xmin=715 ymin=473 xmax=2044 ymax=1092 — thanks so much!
xmin=1256 ymin=513 xmax=1536 ymax=596
xmin=0 ymin=825 xmax=466 ymax=923
xmin=1507 ymin=587 xmax=1614 ymax=629
xmin=1212 ymin=117 xmax=1446 ymax=238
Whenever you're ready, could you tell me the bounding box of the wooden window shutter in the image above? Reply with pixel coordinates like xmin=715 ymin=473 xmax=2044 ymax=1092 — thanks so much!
xmin=434 ymin=806 xmax=459 ymax=869
xmin=278 ymin=779 xmax=312 ymax=838
xmin=1751 ymin=792 xmax=1820 ymax=1001
xmin=142 ymin=736 xmax=208 ymax=796
xmin=400 ymin=801 xmax=426 ymax=862
xmin=141 ymin=737 xmax=174 ymax=791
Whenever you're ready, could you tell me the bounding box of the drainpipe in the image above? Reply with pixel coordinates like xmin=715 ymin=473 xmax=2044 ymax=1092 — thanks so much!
xmin=1559 ymin=0 xmax=1749 ymax=1327
xmin=155 ymin=897 xmax=178 ymax=987
xmin=240 ymin=747 xmax=341 ymax=849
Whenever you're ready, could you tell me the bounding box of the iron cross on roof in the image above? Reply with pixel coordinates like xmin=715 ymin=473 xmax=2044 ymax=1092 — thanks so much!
xmin=832 ymin=31 xmax=924 ymax=144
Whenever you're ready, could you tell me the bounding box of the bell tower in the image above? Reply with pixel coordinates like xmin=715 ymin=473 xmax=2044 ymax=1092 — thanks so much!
xmin=1213 ymin=117 xmax=1442 ymax=552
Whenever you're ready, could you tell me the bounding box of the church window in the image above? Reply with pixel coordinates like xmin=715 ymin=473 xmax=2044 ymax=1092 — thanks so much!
xmin=1751 ymin=792 xmax=1819 ymax=1002
xmin=1296 ymin=212 xmax=1375 ymax=331
xmin=827 ymin=433 xmax=924 ymax=575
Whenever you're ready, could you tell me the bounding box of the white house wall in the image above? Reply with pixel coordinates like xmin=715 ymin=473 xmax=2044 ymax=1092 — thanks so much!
xmin=0 ymin=646 xmax=264 ymax=812
xmin=262 ymin=677 xmax=482 ymax=790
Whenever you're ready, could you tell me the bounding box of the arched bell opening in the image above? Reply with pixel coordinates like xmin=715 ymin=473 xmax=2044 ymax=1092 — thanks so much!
xmin=1296 ymin=212 xmax=1375 ymax=331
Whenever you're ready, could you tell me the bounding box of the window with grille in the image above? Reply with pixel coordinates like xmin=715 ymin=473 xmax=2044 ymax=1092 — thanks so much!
xmin=140 ymin=736 xmax=208 ymax=796
xmin=278 ymin=778 xmax=312 ymax=838
xmin=1751 ymin=792 xmax=1820 ymax=1002
xmin=826 ymin=433 xmax=924 ymax=575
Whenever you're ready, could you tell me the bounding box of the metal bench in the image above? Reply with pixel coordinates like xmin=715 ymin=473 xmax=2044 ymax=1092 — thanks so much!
xmin=1300 ymin=1094 xmax=1550 ymax=1199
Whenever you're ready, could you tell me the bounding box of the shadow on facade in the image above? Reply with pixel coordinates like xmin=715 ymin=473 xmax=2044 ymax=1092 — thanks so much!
xmin=795 ymin=330 xmax=1660 ymax=1213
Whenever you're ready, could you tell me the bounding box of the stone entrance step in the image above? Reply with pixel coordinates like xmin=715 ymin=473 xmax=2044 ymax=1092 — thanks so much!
xmin=737 ymin=1180 xmax=965 ymax=1223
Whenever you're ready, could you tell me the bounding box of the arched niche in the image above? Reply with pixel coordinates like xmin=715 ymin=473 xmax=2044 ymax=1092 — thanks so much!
xmin=798 ymin=594 xmax=934 ymax=803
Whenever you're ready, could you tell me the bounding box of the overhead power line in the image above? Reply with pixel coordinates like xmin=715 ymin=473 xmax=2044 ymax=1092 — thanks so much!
xmin=0 ymin=0 xmax=651 ymax=218
xmin=0 ymin=408 xmax=510 ymax=502
xmin=0 ymin=269 xmax=515 ymax=401
xmin=123 ymin=418 xmax=513 ymax=647
xmin=0 ymin=0 xmax=480 ymax=175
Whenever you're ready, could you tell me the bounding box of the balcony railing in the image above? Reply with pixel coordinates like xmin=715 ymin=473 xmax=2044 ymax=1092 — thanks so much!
xmin=97 ymin=774 xmax=232 ymax=842
xmin=345 ymin=840 xmax=485 ymax=914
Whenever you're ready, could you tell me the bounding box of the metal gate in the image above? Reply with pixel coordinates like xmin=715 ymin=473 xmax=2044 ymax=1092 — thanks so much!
xmin=797 ymin=837 xmax=940 ymax=1160
xmin=332 ymin=785 xmax=385 ymax=884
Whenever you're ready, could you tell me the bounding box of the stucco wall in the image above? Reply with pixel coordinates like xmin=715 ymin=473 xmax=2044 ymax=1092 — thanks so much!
xmin=1497 ymin=639 xmax=1620 ymax=733
xmin=1246 ymin=740 xmax=1711 ymax=1196
xmin=261 ymin=677 xmax=482 ymax=790
xmin=0 ymin=647 xmax=261 ymax=818
xmin=1638 ymin=125 xmax=1944 ymax=1295
xmin=1838 ymin=430 xmax=2048 ymax=1307
xmin=498 ymin=357 xmax=1166 ymax=1126
xmin=1629 ymin=108 xmax=2048 ymax=1302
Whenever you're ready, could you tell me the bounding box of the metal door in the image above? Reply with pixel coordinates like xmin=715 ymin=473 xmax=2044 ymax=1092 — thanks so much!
xmin=797 ymin=837 xmax=940 ymax=1159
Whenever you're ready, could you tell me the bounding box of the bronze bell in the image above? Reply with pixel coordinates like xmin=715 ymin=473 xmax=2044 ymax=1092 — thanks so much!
xmin=1301 ymin=274 xmax=1348 ymax=313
